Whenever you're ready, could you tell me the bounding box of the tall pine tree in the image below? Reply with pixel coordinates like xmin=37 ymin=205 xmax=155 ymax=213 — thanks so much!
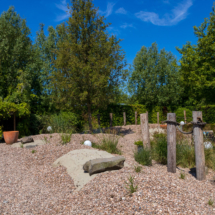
xmin=52 ymin=0 xmax=127 ymax=131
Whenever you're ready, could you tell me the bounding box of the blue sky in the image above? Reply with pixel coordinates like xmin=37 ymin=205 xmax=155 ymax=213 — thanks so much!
xmin=1 ymin=0 xmax=214 ymax=65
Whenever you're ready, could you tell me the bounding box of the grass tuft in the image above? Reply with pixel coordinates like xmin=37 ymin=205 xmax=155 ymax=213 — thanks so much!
xmin=134 ymin=166 xmax=142 ymax=173
xmin=134 ymin=146 xmax=152 ymax=166
xmin=125 ymin=175 xmax=138 ymax=195
xmin=208 ymin=199 xmax=214 ymax=206
xmin=31 ymin=150 xmax=36 ymax=154
xmin=60 ymin=133 xmax=72 ymax=145
xmin=179 ymin=172 xmax=185 ymax=179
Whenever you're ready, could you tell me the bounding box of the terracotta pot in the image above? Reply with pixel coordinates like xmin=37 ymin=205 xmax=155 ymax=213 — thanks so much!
xmin=160 ymin=125 xmax=167 ymax=129
xmin=3 ymin=131 xmax=19 ymax=145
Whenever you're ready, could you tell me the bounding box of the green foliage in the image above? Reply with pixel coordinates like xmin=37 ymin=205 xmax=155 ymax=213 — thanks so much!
xmin=177 ymin=4 xmax=215 ymax=106
xmin=31 ymin=150 xmax=36 ymax=154
xmin=179 ymin=172 xmax=185 ymax=180
xmin=20 ymin=144 xmax=23 ymax=148
xmin=125 ymin=175 xmax=138 ymax=195
xmin=129 ymin=42 xmax=181 ymax=108
xmin=134 ymin=141 xmax=143 ymax=146
xmin=51 ymin=0 xmax=127 ymax=131
xmin=60 ymin=133 xmax=72 ymax=145
xmin=134 ymin=146 xmax=152 ymax=166
xmin=208 ymin=199 xmax=214 ymax=206
xmin=151 ymin=133 xmax=168 ymax=165
xmin=134 ymin=166 xmax=142 ymax=173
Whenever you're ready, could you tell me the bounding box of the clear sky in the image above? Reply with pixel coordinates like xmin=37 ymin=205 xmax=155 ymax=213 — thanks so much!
xmin=1 ymin=0 xmax=214 ymax=65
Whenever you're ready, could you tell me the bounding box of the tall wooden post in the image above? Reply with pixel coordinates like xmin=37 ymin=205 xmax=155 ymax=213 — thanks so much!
xmin=140 ymin=113 xmax=150 ymax=149
xmin=14 ymin=113 xmax=16 ymax=131
xmin=193 ymin=111 xmax=205 ymax=181
xmin=167 ymin=113 xmax=176 ymax=173
xmin=97 ymin=114 xmax=100 ymax=127
xmin=110 ymin=113 xmax=113 ymax=127
xmin=184 ymin=110 xmax=186 ymax=124
xmin=123 ymin=112 xmax=126 ymax=126
xmin=157 ymin=112 xmax=159 ymax=124
xmin=135 ymin=112 xmax=137 ymax=125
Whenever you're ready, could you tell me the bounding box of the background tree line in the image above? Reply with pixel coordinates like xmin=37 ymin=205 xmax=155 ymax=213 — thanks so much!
xmin=0 ymin=0 xmax=215 ymax=135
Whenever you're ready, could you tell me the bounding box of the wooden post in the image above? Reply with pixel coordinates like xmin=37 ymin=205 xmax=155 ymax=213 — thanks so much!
xmin=157 ymin=112 xmax=159 ymax=124
xmin=110 ymin=113 xmax=113 ymax=127
xmin=123 ymin=112 xmax=126 ymax=126
xmin=184 ymin=110 xmax=186 ymax=124
xmin=193 ymin=111 xmax=206 ymax=181
xmin=167 ymin=113 xmax=176 ymax=173
xmin=135 ymin=111 xmax=137 ymax=125
xmin=14 ymin=113 xmax=16 ymax=131
xmin=140 ymin=113 xmax=150 ymax=149
xmin=97 ymin=114 xmax=100 ymax=127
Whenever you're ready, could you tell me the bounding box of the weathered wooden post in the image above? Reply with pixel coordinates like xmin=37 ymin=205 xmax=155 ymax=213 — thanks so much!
xmin=140 ymin=113 xmax=150 ymax=149
xmin=184 ymin=110 xmax=186 ymax=124
xmin=97 ymin=114 xmax=100 ymax=127
xmin=135 ymin=111 xmax=137 ymax=125
xmin=110 ymin=113 xmax=113 ymax=127
xmin=157 ymin=112 xmax=159 ymax=124
xmin=123 ymin=112 xmax=126 ymax=126
xmin=167 ymin=113 xmax=177 ymax=173
xmin=193 ymin=111 xmax=206 ymax=181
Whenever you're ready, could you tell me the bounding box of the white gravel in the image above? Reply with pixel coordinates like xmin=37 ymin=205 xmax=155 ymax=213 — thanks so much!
xmin=0 ymin=125 xmax=215 ymax=214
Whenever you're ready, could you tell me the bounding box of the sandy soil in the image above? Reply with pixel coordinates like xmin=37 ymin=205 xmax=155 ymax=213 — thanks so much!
xmin=0 ymin=125 xmax=215 ymax=214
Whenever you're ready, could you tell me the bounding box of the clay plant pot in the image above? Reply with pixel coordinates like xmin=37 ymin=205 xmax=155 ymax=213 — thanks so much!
xmin=160 ymin=124 xmax=167 ymax=129
xmin=3 ymin=131 xmax=19 ymax=145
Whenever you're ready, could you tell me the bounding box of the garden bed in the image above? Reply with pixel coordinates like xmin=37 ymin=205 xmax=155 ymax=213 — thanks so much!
xmin=0 ymin=125 xmax=215 ymax=214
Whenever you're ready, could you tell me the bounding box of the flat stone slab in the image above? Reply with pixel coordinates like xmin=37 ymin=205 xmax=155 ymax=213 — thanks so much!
xmin=53 ymin=149 xmax=129 ymax=190
xmin=83 ymin=156 xmax=125 ymax=176
xmin=11 ymin=139 xmax=46 ymax=148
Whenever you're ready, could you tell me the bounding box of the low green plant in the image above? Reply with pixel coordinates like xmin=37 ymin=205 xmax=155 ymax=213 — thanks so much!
xmin=97 ymin=135 xmax=121 ymax=154
xmin=31 ymin=150 xmax=36 ymax=154
xmin=60 ymin=133 xmax=72 ymax=145
xmin=134 ymin=146 xmax=152 ymax=166
xmin=208 ymin=199 xmax=214 ymax=206
xmin=134 ymin=166 xmax=142 ymax=173
xmin=44 ymin=136 xmax=48 ymax=144
xmin=179 ymin=172 xmax=185 ymax=179
xmin=125 ymin=175 xmax=138 ymax=195
xmin=50 ymin=135 xmax=52 ymax=138
xmin=20 ymin=144 xmax=24 ymax=148
xmin=134 ymin=140 xmax=143 ymax=146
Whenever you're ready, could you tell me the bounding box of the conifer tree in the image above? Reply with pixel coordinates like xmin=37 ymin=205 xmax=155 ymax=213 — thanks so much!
xmin=52 ymin=0 xmax=127 ymax=131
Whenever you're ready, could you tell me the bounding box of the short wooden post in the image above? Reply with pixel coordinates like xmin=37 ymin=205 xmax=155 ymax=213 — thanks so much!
xmin=167 ymin=113 xmax=176 ymax=173
xmin=97 ymin=114 xmax=100 ymax=127
xmin=123 ymin=112 xmax=126 ymax=126
xmin=184 ymin=110 xmax=186 ymax=124
xmin=157 ymin=112 xmax=159 ymax=124
xmin=193 ymin=111 xmax=206 ymax=181
xmin=110 ymin=113 xmax=113 ymax=127
xmin=14 ymin=113 xmax=16 ymax=131
xmin=135 ymin=111 xmax=137 ymax=125
xmin=140 ymin=113 xmax=150 ymax=149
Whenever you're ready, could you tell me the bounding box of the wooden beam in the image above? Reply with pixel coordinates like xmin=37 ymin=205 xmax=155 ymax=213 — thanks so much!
xmin=140 ymin=113 xmax=150 ymax=149
xmin=135 ymin=111 xmax=137 ymax=125
xmin=167 ymin=113 xmax=176 ymax=173
xmin=193 ymin=111 xmax=206 ymax=181
xmin=157 ymin=112 xmax=159 ymax=124
xmin=110 ymin=113 xmax=113 ymax=127
xmin=123 ymin=112 xmax=126 ymax=126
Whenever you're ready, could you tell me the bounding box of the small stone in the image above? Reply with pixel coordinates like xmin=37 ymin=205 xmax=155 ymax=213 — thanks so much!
xmin=21 ymin=137 xmax=34 ymax=144
xmin=122 ymin=197 xmax=125 ymax=200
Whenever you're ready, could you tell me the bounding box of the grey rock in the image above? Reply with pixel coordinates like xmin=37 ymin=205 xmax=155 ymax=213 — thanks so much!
xmin=21 ymin=136 xmax=34 ymax=144
xmin=83 ymin=156 xmax=125 ymax=176
xmin=25 ymin=145 xmax=37 ymax=149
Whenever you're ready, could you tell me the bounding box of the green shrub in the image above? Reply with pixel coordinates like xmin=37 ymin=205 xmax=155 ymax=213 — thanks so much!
xmin=134 ymin=140 xmax=143 ymax=146
xmin=134 ymin=166 xmax=142 ymax=173
xmin=179 ymin=172 xmax=185 ymax=179
xmin=60 ymin=133 xmax=72 ymax=145
xmin=134 ymin=146 xmax=152 ymax=166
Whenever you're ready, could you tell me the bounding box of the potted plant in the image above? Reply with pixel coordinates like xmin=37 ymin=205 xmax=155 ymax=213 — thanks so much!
xmin=3 ymin=131 xmax=19 ymax=144
xmin=134 ymin=140 xmax=143 ymax=152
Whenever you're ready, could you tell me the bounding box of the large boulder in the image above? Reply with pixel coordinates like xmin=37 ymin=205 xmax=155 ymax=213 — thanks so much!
xmin=21 ymin=136 xmax=34 ymax=144
xmin=83 ymin=156 xmax=125 ymax=176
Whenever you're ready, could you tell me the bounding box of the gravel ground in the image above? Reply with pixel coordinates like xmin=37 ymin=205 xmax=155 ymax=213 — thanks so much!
xmin=0 ymin=125 xmax=215 ymax=214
